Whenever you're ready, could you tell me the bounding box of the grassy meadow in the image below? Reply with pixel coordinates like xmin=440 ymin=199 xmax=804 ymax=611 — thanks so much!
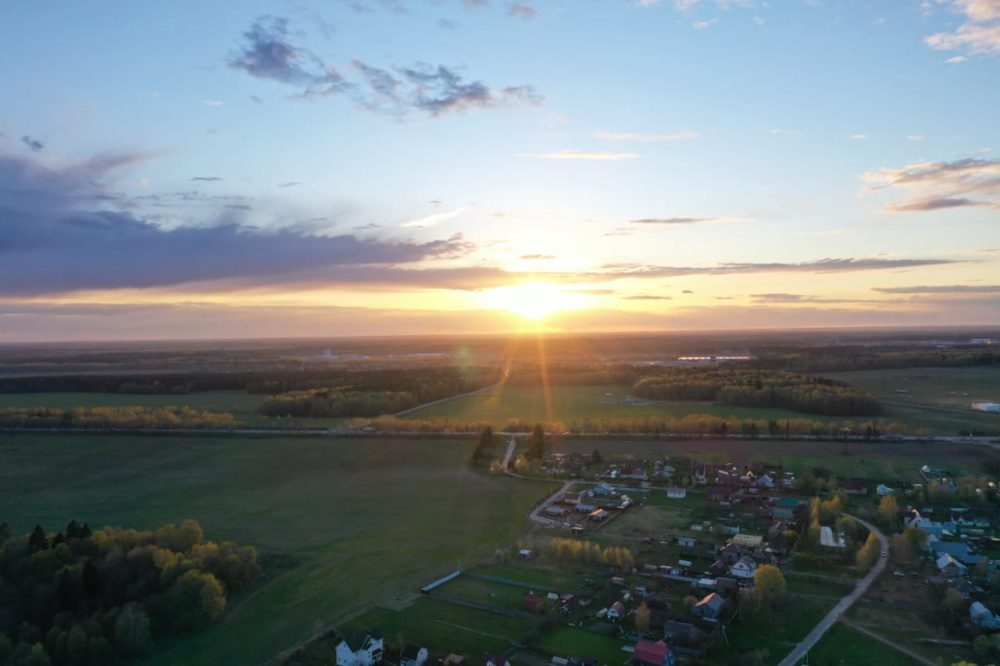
xmin=0 ymin=433 xmax=556 ymax=665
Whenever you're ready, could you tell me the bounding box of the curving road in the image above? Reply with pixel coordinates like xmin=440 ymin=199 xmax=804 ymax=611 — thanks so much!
xmin=777 ymin=513 xmax=890 ymax=666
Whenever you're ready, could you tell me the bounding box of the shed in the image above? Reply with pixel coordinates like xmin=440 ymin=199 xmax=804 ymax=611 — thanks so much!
xmin=523 ymin=594 xmax=544 ymax=613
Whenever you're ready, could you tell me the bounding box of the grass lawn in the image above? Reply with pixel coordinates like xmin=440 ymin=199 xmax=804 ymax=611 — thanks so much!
xmin=804 ymin=622 xmax=923 ymax=666
xmin=0 ymin=433 xmax=557 ymax=665
xmin=338 ymin=597 xmax=537 ymax=657
xmin=436 ymin=575 xmax=538 ymax=611
xmin=535 ymin=627 xmax=630 ymax=665
xmin=402 ymin=385 xmax=841 ymax=428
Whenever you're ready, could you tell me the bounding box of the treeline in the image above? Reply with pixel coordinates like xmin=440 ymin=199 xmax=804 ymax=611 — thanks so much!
xmin=0 ymin=407 xmax=241 ymax=430
xmin=259 ymin=389 xmax=416 ymax=418
xmin=632 ymin=369 xmax=882 ymax=416
xmin=507 ymin=364 xmax=642 ymax=387
xmin=754 ymin=348 xmax=996 ymax=374
xmin=0 ymin=519 xmax=259 ymax=666
xmin=360 ymin=413 xmax=909 ymax=438
xmin=0 ymin=366 xmax=501 ymax=398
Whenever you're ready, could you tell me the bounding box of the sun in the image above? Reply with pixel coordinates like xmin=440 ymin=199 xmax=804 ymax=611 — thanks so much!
xmin=481 ymin=282 xmax=587 ymax=320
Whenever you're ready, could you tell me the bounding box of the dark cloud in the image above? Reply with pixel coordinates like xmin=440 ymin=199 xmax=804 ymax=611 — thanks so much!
xmin=883 ymin=196 xmax=987 ymax=213
xmin=508 ymin=3 xmax=537 ymax=20
xmin=873 ymin=285 xmax=1000 ymax=294
xmin=579 ymin=257 xmax=965 ymax=280
xmin=631 ymin=217 xmax=705 ymax=225
xmin=229 ymin=17 xmax=541 ymax=117
xmin=682 ymin=290 xmax=694 ymax=294
xmin=228 ymin=17 xmax=352 ymax=97
xmin=250 ymin=95 xmax=264 ymax=104
xmin=518 ymin=254 xmax=555 ymax=260
xmin=22 ymin=136 xmax=45 ymax=152
xmin=0 ymin=149 xmax=471 ymax=297
xmin=191 ymin=176 xmax=224 ymax=182
xmin=750 ymin=293 xmax=862 ymax=304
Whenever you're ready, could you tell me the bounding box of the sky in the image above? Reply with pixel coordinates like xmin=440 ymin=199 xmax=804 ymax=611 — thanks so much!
xmin=1 ymin=0 xmax=998 ymax=341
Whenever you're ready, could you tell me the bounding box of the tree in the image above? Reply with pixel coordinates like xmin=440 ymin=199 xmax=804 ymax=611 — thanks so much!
xmin=526 ymin=424 xmax=545 ymax=460
xmin=752 ymin=565 xmax=787 ymax=610
xmin=114 ymin=604 xmax=152 ymax=658
xmin=635 ymin=602 xmax=650 ymax=632
xmin=877 ymin=495 xmax=900 ymax=532
xmin=591 ymin=449 xmax=602 ymax=465
xmin=473 ymin=426 xmax=493 ymax=463
xmin=29 ymin=525 xmax=48 ymax=551
xmin=856 ymin=532 xmax=880 ymax=572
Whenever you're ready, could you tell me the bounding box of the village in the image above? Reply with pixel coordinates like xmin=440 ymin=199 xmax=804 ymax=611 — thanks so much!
xmin=293 ymin=447 xmax=1000 ymax=666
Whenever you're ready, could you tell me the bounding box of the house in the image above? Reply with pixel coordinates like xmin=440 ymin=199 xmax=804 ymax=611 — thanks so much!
xmin=776 ymin=497 xmax=799 ymax=509
xmin=930 ymin=541 xmax=985 ymax=567
xmin=876 ymin=484 xmax=894 ymax=497
xmin=628 ymin=468 xmax=649 ymax=481
xmin=972 ymin=402 xmax=1000 ymax=412
xmin=706 ymin=486 xmax=734 ymax=502
xmin=936 ymin=553 xmax=967 ymax=578
xmin=608 ymin=600 xmax=627 ymax=620
xmin=575 ymin=503 xmax=597 ymax=514
xmin=677 ymin=536 xmax=696 ymax=548
xmin=545 ymin=506 xmax=569 ymax=518
xmin=523 ymin=594 xmax=544 ymax=613
xmin=662 ymin=621 xmax=702 ymax=647
xmin=632 ymin=640 xmax=675 ymax=666
xmin=729 ymin=556 xmax=758 ymax=579
xmin=691 ymin=461 xmax=707 ymax=484
xmin=719 ymin=543 xmax=747 ymax=564
xmin=589 ymin=508 xmax=611 ymax=522
xmin=755 ymin=474 xmax=775 ymax=489
xmin=842 ymin=480 xmax=868 ymax=495
xmin=819 ymin=526 xmax=846 ymax=549
xmin=716 ymin=577 xmax=739 ymax=594
xmin=970 ymin=602 xmax=1000 ymax=629
xmin=481 ymin=655 xmax=511 ymax=666
xmin=772 ymin=507 xmax=796 ymax=520
xmin=336 ymin=630 xmax=384 ymax=666
xmin=690 ymin=592 xmax=725 ymax=619
xmin=519 ymin=549 xmax=534 ymax=559
xmin=666 ymin=487 xmax=687 ymax=499
xmin=400 ymin=646 xmax=428 ymax=666
xmin=732 ymin=534 xmax=764 ymax=550
xmin=559 ymin=492 xmax=580 ymax=505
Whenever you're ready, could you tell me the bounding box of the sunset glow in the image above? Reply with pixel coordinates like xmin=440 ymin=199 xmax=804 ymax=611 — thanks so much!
xmin=481 ymin=283 xmax=590 ymax=320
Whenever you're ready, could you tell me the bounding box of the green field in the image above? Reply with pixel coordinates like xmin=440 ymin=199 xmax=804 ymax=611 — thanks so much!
xmin=535 ymin=627 xmax=629 ymax=665
xmin=822 ymin=366 xmax=1000 ymax=434
xmin=803 ymin=623 xmax=923 ymax=666
xmin=0 ymin=434 xmax=556 ymax=665
xmin=403 ymin=385 xmax=840 ymax=427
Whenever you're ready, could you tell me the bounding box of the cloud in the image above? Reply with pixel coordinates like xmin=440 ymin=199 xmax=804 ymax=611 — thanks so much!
xmin=400 ymin=206 xmax=466 ymax=228
xmin=883 ymin=196 xmax=987 ymax=213
xmin=850 ymin=134 xmax=867 ymax=140
xmin=507 ymin=3 xmax=537 ymax=20
xmin=862 ymin=157 xmax=1000 ymax=212
xmin=463 ymin=0 xmax=489 ymax=7
xmin=523 ymin=150 xmax=638 ymax=160
xmin=750 ymin=293 xmax=863 ymax=304
xmin=907 ymin=134 xmax=926 ymax=141
xmin=573 ymin=257 xmax=967 ymax=280
xmin=682 ymin=290 xmax=694 ymax=294
xmin=946 ymin=55 xmax=967 ymax=62
xmin=518 ymin=254 xmax=555 ymax=260
xmin=229 ymin=17 xmax=541 ymax=118
xmin=593 ymin=130 xmax=698 ymax=142
xmin=925 ymin=0 xmax=1000 ymax=56
xmin=873 ymin=284 xmax=1000 ymax=294
xmin=693 ymin=18 xmax=718 ymax=28
xmin=21 ymin=136 xmax=44 ymax=152
xmin=191 ymin=176 xmax=224 ymax=182
xmin=629 ymin=216 xmax=750 ymax=225
xmin=622 ymin=294 xmax=672 ymax=300
xmin=278 ymin=181 xmax=302 ymax=187
xmin=438 ymin=18 xmax=458 ymax=30
xmin=0 ymin=148 xmax=472 ymax=297
xmin=203 ymin=100 xmax=224 ymax=106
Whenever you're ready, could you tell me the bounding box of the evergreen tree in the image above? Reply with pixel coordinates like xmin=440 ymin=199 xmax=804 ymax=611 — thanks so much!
xmin=29 ymin=524 xmax=48 ymax=550
xmin=527 ymin=424 xmax=545 ymax=460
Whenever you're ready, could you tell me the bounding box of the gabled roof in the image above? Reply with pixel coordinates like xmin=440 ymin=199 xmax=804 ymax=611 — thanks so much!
xmin=401 ymin=645 xmax=423 ymax=660
xmin=936 ymin=553 xmax=966 ymax=571
xmin=777 ymin=497 xmax=799 ymax=508
xmin=694 ymin=592 xmax=724 ymax=611
xmin=481 ymin=655 xmax=508 ymax=666
xmin=633 ymin=640 xmax=669 ymax=665
xmin=733 ymin=556 xmax=757 ymax=570
xmin=341 ymin=629 xmax=381 ymax=652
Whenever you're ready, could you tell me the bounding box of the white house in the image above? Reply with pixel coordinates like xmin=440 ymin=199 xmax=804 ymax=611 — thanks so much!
xmin=666 ymin=487 xmax=687 ymax=499
xmin=729 ymin=556 xmax=758 ymax=579
xmin=876 ymin=484 xmax=894 ymax=497
xmin=819 ymin=526 xmax=846 ymax=549
xmin=936 ymin=553 xmax=967 ymax=578
xmin=401 ymin=646 xmax=428 ymax=666
xmin=336 ymin=631 xmax=384 ymax=666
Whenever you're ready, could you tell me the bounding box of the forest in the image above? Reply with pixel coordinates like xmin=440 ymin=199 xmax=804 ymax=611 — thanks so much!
xmin=259 ymin=389 xmax=416 ymax=418
xmin=632 ymin=369 xmax=882 ymax=416
xmin=0 ymin=520 xmax=259 ymax=666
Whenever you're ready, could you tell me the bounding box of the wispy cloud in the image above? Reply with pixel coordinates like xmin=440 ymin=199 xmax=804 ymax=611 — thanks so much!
xmin=523 ymin=150 xmax=638 ymax=160
xmin=593 ymin=130 xmax=698 ymax=142
xmin=622 ymin=294 xmax=672 ymax=300
xmin=862 ymin=157 xmax=1000 ymax=212
xmin=907 ymin=134 xmax=925 ymax=141
xmin=507 ymin=3 xmax=537 ymax=20
xmin=401 ymin=207 xmax=466 ymax=228
xmin=629 ymin=216 xmax=751 ymax=225
xmin=873 ymin=284 xmax=1000 ymax=294
xmin=850 ymin=134 xmax=867 ymax=140
xmin=229 ymin=17 xmax=541 ymax=118
xmin=191 ymin=176 xmax=224 ymax=182
xmin=21 ymin=135 xmax=44 ymax=152
xmin=203 ymin=100 xmax=224 ymax=106
xmin=519 ymin=254 xmax=555 ymax=260
xmin=925 ymin=0 xmax=1000 ymax=56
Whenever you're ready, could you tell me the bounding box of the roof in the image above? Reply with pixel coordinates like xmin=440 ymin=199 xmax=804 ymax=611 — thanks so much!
xmin=842 ymin=480 xmax=867 ymax=491
xmin=732 ymin=534 xmax=764 ymax=548
xmin=611 ymin=600 xmax=626 ymax=614
xmin=706 ymin=485 xmax=733 ymax=496
xmin=936 ymin=553 xmax=966 ymax=571
xmin=694 ymin=592 xmax=724 ymax=611
xmin=930 ymin=541 xmax=971 ymax=558
xmin=341 ymin=629 xmax=382 ymax=652
xmin=481 ymin=655 xmax=508 ymax=666
xmin=734 ymin=556 xmax=757 ymax=569
xmin=632 ymin=640 xmax=669 ymax=665
xmin=777 ymin=497 xmax=799 ymax=508
xmin=401 ymin=645 xmax=423 ymax=660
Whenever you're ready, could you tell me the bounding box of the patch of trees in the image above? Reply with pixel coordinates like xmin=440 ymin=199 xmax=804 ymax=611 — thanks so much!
xmin=632 ymin=369 xmax=882 ymax=416
xmin=533 ymin=538 xmax=634 ymax=570
xmin=0 ymin=406 xmax=241 ymax=430
xmin=258 ymin=389 xmax=416 ymax=418
xmin=507 ymin=364 xmax=642 ymax=386
xmin=754 ymin=347 xmax=996 ymax=374
xmin=0 ymin=366 xmax=501 ymax=399
xmin=0 ymin=519 xmax=259 ymax=665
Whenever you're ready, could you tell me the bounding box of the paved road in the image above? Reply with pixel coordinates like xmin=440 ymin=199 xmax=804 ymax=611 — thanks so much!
xmin=525 ymin=480 xmax=574 ymax=526
xmin=777 ymin=513 xmax=889 ymax=666
xmin=837 ymin=616 xmax=935 ymax=665
xmin=501 ymin=436 xmax=518 ymax=469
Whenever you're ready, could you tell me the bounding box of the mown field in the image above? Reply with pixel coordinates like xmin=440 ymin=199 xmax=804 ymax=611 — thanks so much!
xmin=804 ymin=623 xmax=923 ymax=666
xmin=403 ymin=385 xmax=842 ymax=426
xmin=822 ymin=366 xmax=1000 ymax=434
xmin=0 ymin=434 xmax=556 ymax=665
